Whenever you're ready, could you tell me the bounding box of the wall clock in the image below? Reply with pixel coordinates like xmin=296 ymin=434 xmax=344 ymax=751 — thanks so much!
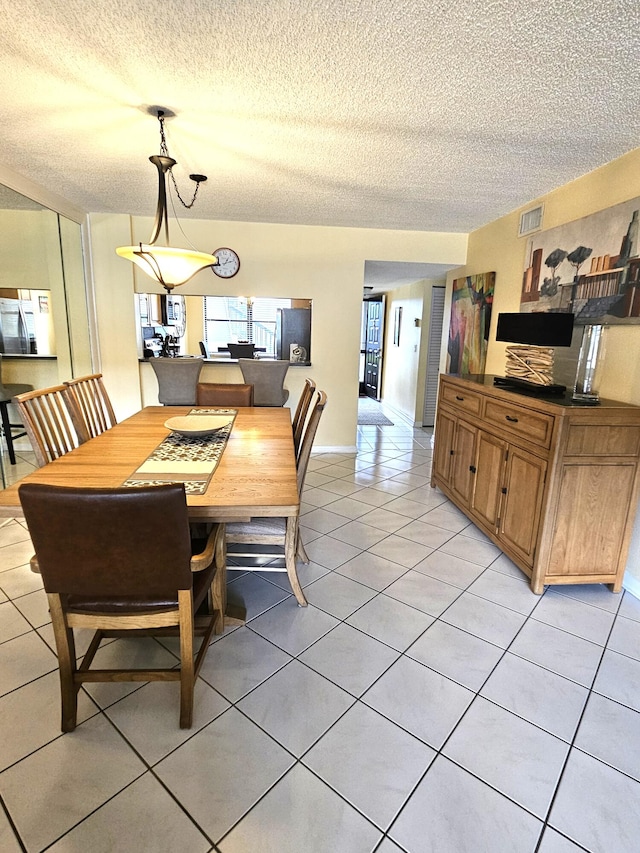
xmin=212 ymin=247 xmax=240 ymax=278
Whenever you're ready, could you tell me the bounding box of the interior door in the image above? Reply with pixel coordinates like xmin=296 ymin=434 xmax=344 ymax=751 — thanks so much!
xmin=363 ymin=296 xmax=385 ymax=400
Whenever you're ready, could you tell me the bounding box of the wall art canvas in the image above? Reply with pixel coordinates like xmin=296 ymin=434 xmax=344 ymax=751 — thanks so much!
xmin=520 ymin=197 xmax=640 ymax=324
xmin=447 ymin=271 xmax=495 ymax=375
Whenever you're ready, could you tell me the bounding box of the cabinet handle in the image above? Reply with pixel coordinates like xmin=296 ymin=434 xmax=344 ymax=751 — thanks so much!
xmin=501 ymin=487 xmax=507 ymax=494
xmin=455 ymin=395 xmax=464 ymax=401
xmin=505 ymin=415 xmax=518 ymax=423
xmin=469 ymin=465 xmax=476 ymax=474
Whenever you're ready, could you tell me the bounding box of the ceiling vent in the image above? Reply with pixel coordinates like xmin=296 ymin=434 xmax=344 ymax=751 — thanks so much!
xmin=518 ymin=205 xmax=544 ymax=237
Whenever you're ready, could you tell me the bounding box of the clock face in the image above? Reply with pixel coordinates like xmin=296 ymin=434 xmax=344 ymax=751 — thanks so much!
xmin=212 ymin=247 xmax=240 ymax=278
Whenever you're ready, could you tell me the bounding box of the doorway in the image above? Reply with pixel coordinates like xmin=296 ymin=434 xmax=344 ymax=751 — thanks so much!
xmin=360 ymin=296 xmax=386 ymax=400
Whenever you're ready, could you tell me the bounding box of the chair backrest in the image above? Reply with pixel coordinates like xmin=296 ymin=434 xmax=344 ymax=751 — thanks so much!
xmin=199 ymin=341 xmax=210 ymax=358
xmin=14 ymin=385 xmax=81 ymax=467
xmin=19 ymin=482 xmax=193 ymax=598
xmin=296 ymin=390 xmax=327 ymax=494
xmin=62 ymin=374 xmax=117 ymax=443
xmin=292 ymin=378 xmax=316 ymax=457
xmin=238 ymin=359 xmax=290 ymax=406
xmin=196 ymin=382 xmax=254 ymax=407
xmin=149 ymin=357 xmax=204 ymax=405
xmin=227 ymin=342 xmax=256 ymax=359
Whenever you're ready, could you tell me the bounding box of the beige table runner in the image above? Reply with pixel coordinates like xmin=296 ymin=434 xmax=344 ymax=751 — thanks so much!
xmin=123 ymin=408 xmax=236 ymax=495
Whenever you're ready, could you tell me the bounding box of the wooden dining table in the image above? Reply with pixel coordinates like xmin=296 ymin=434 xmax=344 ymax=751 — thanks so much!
xmin=0 ymin=405 xmax=300 ymax=630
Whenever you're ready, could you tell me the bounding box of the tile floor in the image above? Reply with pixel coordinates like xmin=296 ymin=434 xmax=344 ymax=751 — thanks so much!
xmin=1 ymin=417 xmax=640 ymax=852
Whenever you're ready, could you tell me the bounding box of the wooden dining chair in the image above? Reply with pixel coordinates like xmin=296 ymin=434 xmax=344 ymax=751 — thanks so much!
xmin=14 ymin=385 xmax=82 ymax=467
xmin=19 ymin=482 xmax=226 ymax=731
xmin=238 ymin=359 xmax=290 ymax=406
xmin=62 ymin=373 xmax=117 ymax=443
xmin=292 ymin=378 xmax=316 ymax=458
xmin=196 ymin=382 xmax=254 ymax=407
xmin=225 ymin=390 xmax=327 ymax=606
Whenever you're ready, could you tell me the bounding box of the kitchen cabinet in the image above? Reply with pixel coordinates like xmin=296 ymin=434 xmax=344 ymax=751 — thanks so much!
xmin=431 ymin=374 xmax=640 ymax=593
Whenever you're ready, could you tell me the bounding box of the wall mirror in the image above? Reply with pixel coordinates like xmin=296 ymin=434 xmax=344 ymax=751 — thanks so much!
xmin=136 ymin=294 xmax=312 ymax=364
xmin=0 ymin=184 xmax=92 ymax=382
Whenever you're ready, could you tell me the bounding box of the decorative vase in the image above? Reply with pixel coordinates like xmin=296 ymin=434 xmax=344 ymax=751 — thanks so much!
xmin=573 ymin=324 xmax=607 ymax=404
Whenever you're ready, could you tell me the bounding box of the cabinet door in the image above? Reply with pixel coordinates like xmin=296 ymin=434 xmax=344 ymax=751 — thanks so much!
xmin=470 ymin=431 xmax=506 ymax=530
xmin=451 ymin=420 xmax=477 ymax=506
xmin=500 ymin=447 xmax=546 ymax=565
xmin=433 ymin=408 xmax=456 ymax=485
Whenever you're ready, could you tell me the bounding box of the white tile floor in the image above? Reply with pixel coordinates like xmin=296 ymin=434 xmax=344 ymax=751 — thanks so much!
xmin=1 ymin=418 xmax=640 ymax=852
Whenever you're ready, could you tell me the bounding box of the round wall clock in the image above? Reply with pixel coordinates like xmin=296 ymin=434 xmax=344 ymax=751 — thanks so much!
xmin=212 ymin=247 xmax=240 ymax=278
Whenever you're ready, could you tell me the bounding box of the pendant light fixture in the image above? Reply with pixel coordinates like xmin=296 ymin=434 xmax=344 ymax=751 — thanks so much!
xmin=116 ymin=109 xmax=217 ymax=292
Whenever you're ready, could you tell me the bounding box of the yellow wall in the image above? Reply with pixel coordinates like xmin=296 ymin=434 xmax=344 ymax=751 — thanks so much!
xmin=444 ymin=147 xmax=640 ymax=592
xmin=90 ymin=213 xmax=467 ymax=449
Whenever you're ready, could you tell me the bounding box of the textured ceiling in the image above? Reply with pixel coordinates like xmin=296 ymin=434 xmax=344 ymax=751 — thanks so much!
xmin=0 ymin=0 xmax=639 ymax=245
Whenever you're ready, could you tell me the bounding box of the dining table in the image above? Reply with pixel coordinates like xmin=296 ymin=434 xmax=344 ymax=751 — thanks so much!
xmin=0 ymin=405 xmax=300 ymax=631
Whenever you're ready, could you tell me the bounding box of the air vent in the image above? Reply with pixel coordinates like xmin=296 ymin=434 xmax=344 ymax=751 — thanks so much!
xmin=519 ymin=205 xmax=544 ymax=237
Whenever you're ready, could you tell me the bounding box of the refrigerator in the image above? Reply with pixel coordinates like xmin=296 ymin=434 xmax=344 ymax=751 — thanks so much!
xmin=0 ymin=297 xmax=36 ymax=354
xmin=276 ymin=308 xmax=311 ymax=363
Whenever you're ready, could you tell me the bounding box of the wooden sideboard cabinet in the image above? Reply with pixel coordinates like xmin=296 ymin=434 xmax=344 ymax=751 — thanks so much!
xmin=431 ymin=374 xmax=640 ymax=594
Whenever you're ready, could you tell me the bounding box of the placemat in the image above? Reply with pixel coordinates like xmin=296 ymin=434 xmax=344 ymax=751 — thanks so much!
xmin=123 ymin=408 xmax=236 ymax=495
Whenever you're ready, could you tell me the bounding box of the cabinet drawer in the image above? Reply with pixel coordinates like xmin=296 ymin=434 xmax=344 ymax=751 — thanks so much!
xmin=484 ymin=398 xmax=554 ymax=448
xmin=440 ymin=383 xmax=482 ymax=416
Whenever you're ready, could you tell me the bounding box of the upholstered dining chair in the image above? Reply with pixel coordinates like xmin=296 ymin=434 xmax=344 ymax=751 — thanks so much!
xmin=225 ymin=389 xmax=327 ymax=605
xmin=0 ymin=353 xmax=33 ymax=464
xmin=196 ymin=382 xmax=254 ymax=407
xmin=62 ymin=373 xmax=117 ymax=443
xmin=19 ymin=482 xmax=225 ymax=731
xmin=291 ymin=378 xmax=316 ymax=458
xmin=238 ymin=359 xmax=290 ymax=406
xmin=149 ymin=356 xmax=204 ymax=405
xmin=14 ymin=385 xmax=81 ymax=467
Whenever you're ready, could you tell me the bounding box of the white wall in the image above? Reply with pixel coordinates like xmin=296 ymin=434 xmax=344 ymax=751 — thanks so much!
xmin=90 ymin=213 xmax=468 ymax=449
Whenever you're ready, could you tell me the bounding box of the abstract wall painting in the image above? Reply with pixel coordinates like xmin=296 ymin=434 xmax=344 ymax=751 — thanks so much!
xmin=447 ymin=271 xmax=495 ymax=375
xmin=520 ymin=196 xmax=640 ymax=324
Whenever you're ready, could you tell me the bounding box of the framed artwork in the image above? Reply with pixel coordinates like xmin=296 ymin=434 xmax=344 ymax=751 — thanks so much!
xmin=393 ymin=306 xmax=402 ymax=346
xmin=38 ymin=295 xmax=49 ymax=313
xmin=447 ymin=271 xmax=495 ymax=375
xmin=520 ymin=197 xmax=640 ymax=324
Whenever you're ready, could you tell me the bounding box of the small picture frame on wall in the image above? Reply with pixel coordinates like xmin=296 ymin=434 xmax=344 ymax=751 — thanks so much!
xmin=393 ymin=306 xmax=402 ymax=346
xmin=38 ymin=295 xmax=49 ymax=313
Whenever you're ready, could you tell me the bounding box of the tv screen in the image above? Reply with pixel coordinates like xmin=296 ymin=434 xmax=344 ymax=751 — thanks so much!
xmin=496 ymin=312 xmax=574 ymax=347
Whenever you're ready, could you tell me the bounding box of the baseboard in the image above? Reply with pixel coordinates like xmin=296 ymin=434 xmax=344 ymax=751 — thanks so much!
xmin=623 ymin=571 xmax=640 ymax=602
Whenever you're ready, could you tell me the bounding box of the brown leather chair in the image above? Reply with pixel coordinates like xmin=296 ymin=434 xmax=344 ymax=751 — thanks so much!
xmin=196 ymin=382 xmax=254 ymax=407
xmin=19 ymin=482 xmax=225 ymax=731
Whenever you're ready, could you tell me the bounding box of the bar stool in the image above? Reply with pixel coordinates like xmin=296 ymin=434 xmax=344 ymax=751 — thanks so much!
xmin=0 ymin=355 xmax=33 ymax=464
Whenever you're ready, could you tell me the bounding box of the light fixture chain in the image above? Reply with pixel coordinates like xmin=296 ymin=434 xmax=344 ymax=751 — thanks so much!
xmin=158 ymin=111 xmax=201 ymax=210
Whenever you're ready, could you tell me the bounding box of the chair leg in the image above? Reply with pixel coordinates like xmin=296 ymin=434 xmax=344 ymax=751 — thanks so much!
xmin=212 ymin=524 xmax=227 ymax=634
xmin=296 ymin=530 xmax=310 ymax=564
xmin=286 ymin=517 xmax=307 ymax=606
xmin=0 ymin=402 xmax=16 ymax=465
xmin=178 ymin=590 xmax=195 ymax=729
xmin=48 ymin=594 xmax=79 ymax=732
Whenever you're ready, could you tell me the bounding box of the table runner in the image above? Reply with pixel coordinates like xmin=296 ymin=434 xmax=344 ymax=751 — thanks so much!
xmin=123 ymin=408 xmax=236 ymax=495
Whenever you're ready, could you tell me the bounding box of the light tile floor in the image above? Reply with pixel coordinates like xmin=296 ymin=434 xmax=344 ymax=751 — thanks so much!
xmin=1 ymin=420 xmax=640 ymax=852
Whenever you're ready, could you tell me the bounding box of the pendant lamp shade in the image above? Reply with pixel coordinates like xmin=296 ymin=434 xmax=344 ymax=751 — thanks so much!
xmin=116 ymin=244 xmax=218 ymax=290
xmin=116 ymin=112 xmax=218 ymax=292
